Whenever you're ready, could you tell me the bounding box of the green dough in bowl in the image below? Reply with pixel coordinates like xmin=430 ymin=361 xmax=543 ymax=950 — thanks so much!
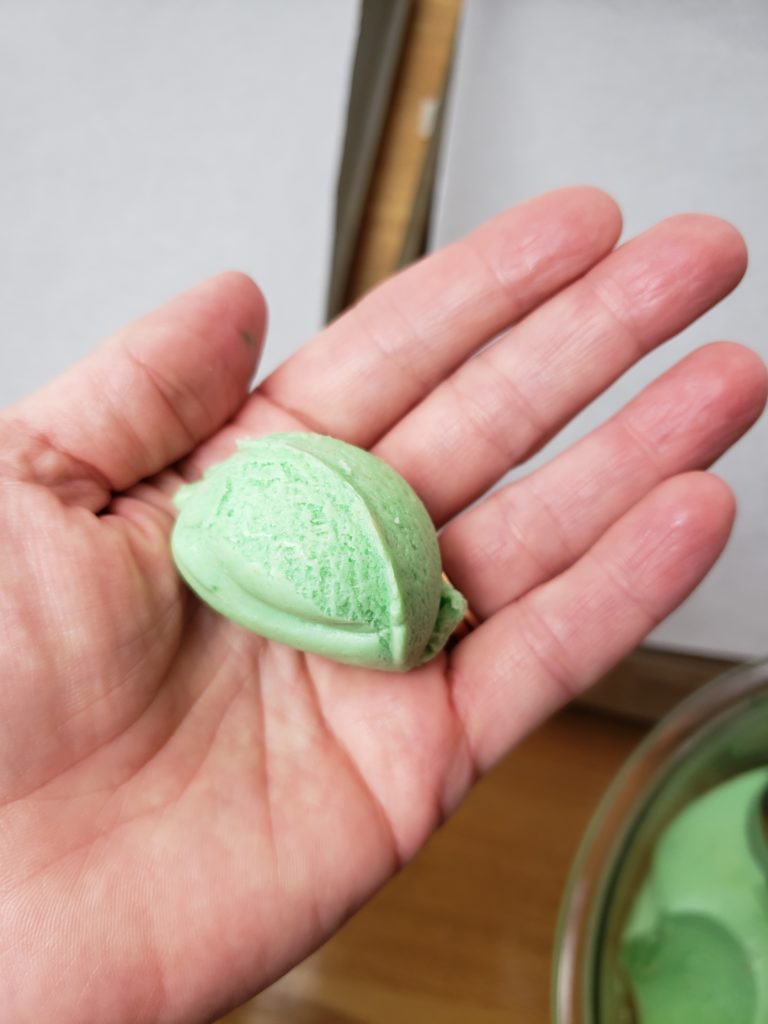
xmin=620 ymin=767 xmax=768 ymax=1024
xmin=171 ymin=433 xmax=467 ymax=671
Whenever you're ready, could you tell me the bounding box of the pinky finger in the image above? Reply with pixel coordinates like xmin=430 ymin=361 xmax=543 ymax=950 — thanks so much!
xmin=450 ymin=472 xmax=735 ymax=772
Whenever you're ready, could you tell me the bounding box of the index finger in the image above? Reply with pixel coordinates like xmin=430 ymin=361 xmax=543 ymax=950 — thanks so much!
xmin=258 ymin=187 xmax=622 ymax=447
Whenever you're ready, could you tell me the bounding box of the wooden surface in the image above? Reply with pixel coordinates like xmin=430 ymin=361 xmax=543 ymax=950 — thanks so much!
xmin=219 ymin=710 xmax=645 ymax=1023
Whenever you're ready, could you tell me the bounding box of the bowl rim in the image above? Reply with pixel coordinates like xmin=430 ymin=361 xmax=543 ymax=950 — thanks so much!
xmin=552 ymin=656 xmax=768 ymax=1024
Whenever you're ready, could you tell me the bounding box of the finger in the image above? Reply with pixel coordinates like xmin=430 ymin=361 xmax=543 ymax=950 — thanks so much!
xmin=258 ymin=187 xmax=622 ymax=445
xmin=2 ymin=273 xmax=266 ymax=509
xmin=441 ymin=342 xmax=767 ymax=618
xmin=450 ymin=472 xmax=735 ymax=771
xmin=376 ymin=214 xmax=748 ymax=524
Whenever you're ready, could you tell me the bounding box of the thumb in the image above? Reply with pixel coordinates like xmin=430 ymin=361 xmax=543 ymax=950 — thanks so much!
xmin=1 ymin=272 xmax=266 ymax=509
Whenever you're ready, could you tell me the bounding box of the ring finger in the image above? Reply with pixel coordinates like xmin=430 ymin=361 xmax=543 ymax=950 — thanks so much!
xmin=440 ymin=341 xmax=767 ymax=619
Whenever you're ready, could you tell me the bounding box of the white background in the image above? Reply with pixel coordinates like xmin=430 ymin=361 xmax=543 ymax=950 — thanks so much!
xmin=0 ymin=0 xmax=360 ymax=398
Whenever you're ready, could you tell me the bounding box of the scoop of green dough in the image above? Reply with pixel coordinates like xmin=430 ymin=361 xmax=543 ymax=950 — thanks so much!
xmin=171 ymin=433 xmax=467 ymax=671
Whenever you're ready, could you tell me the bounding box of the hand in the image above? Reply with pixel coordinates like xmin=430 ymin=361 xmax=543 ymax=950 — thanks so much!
xmin=1 ymin=188 xmax=763 ymax=1022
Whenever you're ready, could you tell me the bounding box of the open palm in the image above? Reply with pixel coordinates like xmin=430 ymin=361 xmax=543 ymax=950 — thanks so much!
xmin=1 ymin=189 xmax=764 ymax=1023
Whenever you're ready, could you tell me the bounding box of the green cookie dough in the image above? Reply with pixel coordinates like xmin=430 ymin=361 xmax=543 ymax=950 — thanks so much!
xmin=171 ymin=433 xmax=467 ymax=670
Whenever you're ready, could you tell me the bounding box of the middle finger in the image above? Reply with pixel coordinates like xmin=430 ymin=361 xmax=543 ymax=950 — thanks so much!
xmin=375 ymin=214 xmax=747 ymax=524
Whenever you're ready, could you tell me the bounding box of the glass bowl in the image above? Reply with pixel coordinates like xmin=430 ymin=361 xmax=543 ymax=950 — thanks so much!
xmin=553 ymin=658 xmax=768 ymax=1023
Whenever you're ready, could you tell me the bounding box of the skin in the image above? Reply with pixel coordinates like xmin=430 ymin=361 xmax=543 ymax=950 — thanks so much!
xmin=0 ymin=187 xmax=765 ymax=1022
